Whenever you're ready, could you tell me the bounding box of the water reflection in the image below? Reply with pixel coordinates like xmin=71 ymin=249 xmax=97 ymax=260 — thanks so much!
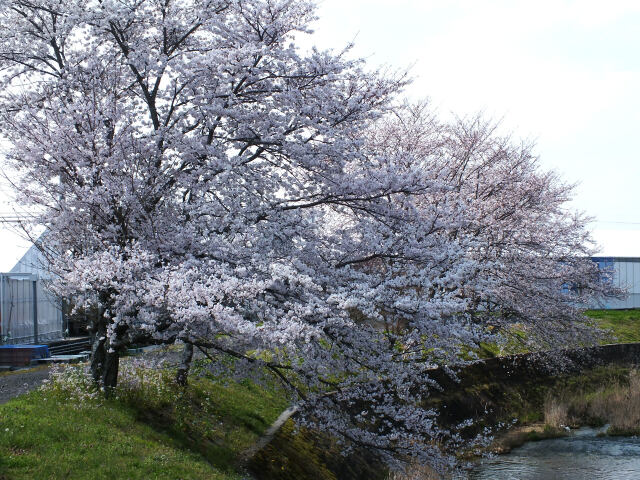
xmin=470 ymin=428 xmax=640 ymax=480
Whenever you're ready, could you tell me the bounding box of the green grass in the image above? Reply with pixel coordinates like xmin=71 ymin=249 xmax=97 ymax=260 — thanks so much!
xmin=472 ymin=309 xmax=640 ymax=359
xmin=585 ymin=309 xmax=640 ymax=344
xmin=0 ymin=357 xmax=383 ymax=480
xmin=0 ymin=389 xmax=221 ymax=480
xmin=0 ymin=363 xmax=290 ymax=480
xmin=475 ymin=326 xmax=532 ymax=358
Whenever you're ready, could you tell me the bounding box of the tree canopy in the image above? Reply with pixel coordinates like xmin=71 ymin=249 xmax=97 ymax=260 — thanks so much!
xmin=0 ymin=0 xmax=619 ymax=471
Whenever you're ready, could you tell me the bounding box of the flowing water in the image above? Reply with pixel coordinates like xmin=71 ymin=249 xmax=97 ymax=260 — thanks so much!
xmin=469 ymin=427 xmax=640 ymax=479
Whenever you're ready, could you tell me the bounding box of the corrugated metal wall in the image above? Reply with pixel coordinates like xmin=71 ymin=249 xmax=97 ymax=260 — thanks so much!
xmin=2 ymin=239 xmax=63 ymax=343
xmin=592 ymin=257 xmax=640 ymax=309
xmin=1 ymin=275 xmax=33 ymax=343
xmin=0 ymin=274 xmax=63 ymax=344
xmin=1 ymin=239 xmax=63 ymax=344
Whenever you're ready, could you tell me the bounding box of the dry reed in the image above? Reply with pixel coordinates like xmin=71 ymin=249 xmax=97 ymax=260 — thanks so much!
xmin=544 ymin=369 xmax=640 ymax=434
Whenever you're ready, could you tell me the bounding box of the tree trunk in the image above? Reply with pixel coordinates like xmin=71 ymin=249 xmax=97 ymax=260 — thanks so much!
xmin=89 ymin=297 xmax=123 ymax=396
xmin=102 ymin=329 xmax=127 ymax=398
xmin=102 ymin=342 xmax=120 ymax=398
xmin=176 ymin=342 xmax=194 ymax=386
xmin=89 ymin=315 xmax=108 ymax=385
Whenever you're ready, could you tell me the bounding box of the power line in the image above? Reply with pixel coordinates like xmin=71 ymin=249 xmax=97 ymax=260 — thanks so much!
xmin=597 ymin=221 xmax=640 ymax=226
xmin=0 ymin=218 xmax=25 ymax=224
xmin=0 ymin=212 xmax=38 ymax=224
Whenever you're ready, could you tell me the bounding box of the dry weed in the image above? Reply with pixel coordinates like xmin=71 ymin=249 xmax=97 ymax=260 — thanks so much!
xmin=545 ymin=369 xmax=640 ymax=433
xmin=544 ymin=396 xmax=569 ymax=427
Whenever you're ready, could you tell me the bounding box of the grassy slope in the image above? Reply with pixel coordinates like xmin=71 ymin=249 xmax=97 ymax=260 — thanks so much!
xmin=0 ymin=389 xmax=219 ymax=480
xmin=475 ymin=309 xmax=640 ymax=358
xmin=585 ymin=309 xmax=640 ymax=343
xmin=248 ymin=420 xmax=387 ymax=480
xmin=0 ymin=370 xmax=289 ymax=480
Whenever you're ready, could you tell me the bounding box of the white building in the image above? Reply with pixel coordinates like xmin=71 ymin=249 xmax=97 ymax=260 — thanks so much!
xmin=592 ymin=257 xmax=640 ymax=309
xmin=0 ymin=242 xmax=63 ymax=344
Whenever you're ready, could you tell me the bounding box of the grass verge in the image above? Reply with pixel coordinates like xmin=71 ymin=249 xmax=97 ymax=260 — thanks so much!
xmin=474 ymin=309 xmax=640 ymax=359
xmin=0 ymin=357 xmax=289 ymax=480
xmin=584 ymin=309 xmax=640 ymax=343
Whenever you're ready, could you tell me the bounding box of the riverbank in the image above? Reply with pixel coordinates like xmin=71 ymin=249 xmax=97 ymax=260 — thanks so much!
xmin=3 ymin=333 xmax=640 ymax=479
xmin=542 ymin=367 xmax=640 ymax=437
xmin=388 ymin=365 xmax=640 ymax=479
xmin=476 ymin=309 xmax=640 ymax=358
xmin=478 ymin=366 xmax=640 ymax=456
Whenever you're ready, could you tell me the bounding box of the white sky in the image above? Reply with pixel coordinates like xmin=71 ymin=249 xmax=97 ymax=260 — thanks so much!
xmin=0 ymin=174 xmax=31 ymax=271
xmin=305 ymin=0 xmax=640 ymax=255
xmin=1 ymin=0 xmax=639 ymax=268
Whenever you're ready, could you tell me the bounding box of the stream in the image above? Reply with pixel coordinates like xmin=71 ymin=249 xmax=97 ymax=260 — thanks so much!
xmin=469 ymin=427 xmax=640 ymax=479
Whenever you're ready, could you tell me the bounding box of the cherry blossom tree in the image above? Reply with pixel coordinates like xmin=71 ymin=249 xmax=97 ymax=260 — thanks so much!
xmin=369 ymin=103 xmax=621 ymax=351
xmin=0 ymin=0 xmax=619 ymax=471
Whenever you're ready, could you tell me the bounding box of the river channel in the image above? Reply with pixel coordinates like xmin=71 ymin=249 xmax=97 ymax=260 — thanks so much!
xmin=469 ymin=427 xmax=640 ymax=479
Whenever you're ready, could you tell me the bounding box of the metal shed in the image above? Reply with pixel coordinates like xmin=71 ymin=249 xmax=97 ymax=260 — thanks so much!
xmin=0 ymin=243 xmax=63 ymax=344
xmin=592 ymin=257 xmax=640 ymax=309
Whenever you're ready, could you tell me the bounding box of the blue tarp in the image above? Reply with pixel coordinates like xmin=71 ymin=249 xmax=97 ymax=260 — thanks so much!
xmin=0 ymin=344 xmax=50 ymax=358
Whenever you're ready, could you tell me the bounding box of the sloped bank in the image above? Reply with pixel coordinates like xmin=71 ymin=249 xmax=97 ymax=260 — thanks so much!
xmin=247 ymin=343 xmax=640 ymax=479
xmin=426 ymin=342 xmax=640 ymax=443
xmin=248 ymin=420 xmax=387 ymax=480
xmin=3 ymin=344 xmax=638 ymax=480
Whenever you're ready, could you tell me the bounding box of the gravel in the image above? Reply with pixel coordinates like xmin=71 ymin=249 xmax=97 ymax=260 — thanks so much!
xmin=0 ymin=367 xmax=50 ymax=405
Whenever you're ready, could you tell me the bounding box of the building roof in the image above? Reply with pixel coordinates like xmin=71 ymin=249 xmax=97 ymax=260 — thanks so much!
xmin=0 ymin=228 xmax=33 ymax=272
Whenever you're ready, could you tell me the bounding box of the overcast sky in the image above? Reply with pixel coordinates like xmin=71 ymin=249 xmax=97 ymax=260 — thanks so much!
xmin=1 ymin=0 xmax=639 ymax=269
xmin=303 ymin=0 xmax=640 ymax=256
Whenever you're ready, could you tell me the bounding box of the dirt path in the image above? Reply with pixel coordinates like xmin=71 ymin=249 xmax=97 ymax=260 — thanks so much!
xmin=0 ymin=366 xmax=50 ymax=405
